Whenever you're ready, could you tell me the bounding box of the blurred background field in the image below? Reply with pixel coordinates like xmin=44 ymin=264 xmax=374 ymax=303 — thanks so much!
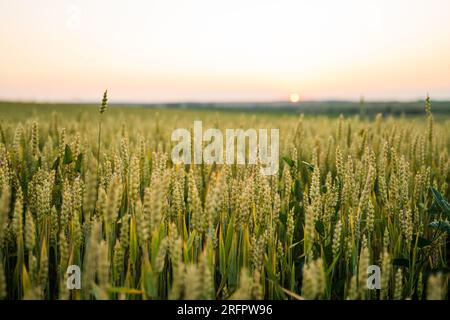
xmin=1 ymin=100 xmax=450 ymax=121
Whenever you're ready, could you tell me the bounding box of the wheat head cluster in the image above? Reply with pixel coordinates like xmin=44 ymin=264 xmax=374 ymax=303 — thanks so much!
xmin=0 ymin=94 xmax=448 ymax=300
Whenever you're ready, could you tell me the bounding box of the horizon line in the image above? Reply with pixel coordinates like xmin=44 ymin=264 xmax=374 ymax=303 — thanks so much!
xmin=0 ymin=97 xmax=447 ymax=105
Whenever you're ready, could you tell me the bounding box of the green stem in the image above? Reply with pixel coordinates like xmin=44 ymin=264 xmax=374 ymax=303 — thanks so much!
xmin=97 ymin=118 xmax=102 ymax=173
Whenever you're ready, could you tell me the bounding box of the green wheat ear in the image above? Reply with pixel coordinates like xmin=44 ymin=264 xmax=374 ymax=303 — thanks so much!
xmin=100 ymin=90 xmax=108 ymax=114
xmin=97 ymin=89 xmax=108 ymax=181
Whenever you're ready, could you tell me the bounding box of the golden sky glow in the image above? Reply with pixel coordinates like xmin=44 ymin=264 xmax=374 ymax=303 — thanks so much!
xmin=1 ymin=0 xmax=450 ymax=102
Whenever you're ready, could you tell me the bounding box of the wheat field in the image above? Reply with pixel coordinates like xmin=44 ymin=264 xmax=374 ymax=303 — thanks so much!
xmin=0 ymin=96 xmax=449 ymax=300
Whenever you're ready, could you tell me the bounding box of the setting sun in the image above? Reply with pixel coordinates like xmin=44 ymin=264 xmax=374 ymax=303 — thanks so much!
xmin=289 ymin=93 xmax=300 ymax=103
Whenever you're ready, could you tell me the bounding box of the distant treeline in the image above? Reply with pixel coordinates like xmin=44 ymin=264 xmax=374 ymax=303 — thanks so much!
xmin=1 ymin=100 xmax=449 ymax=117
xmin=153 ymin=100 xmax=450 ymax=116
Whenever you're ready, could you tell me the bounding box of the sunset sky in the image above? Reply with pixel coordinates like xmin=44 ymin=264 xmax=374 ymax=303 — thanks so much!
xmin=1 ymin=0 xmax=450 ymax=102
